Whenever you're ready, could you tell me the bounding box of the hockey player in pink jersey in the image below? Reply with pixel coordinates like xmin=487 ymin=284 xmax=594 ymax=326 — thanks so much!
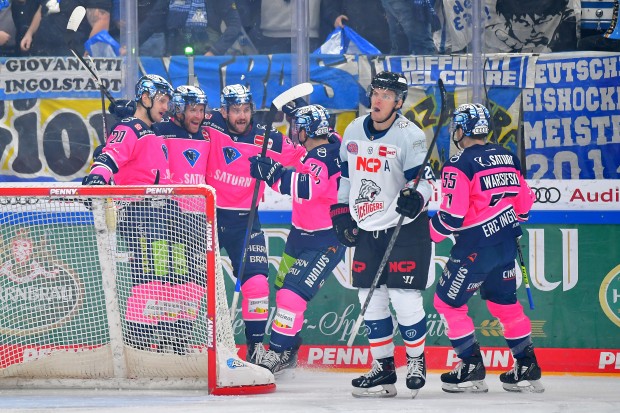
xmin=331 ymin=71 xmax=433 ymax=398
xmin=248 ymin=104 xmax=344 ymax=374
xmin=203 ymin=84 xmax=306 ymax=364
xmin=152 ymin=85 xmax=210 ymax=354
xmin=430 ymin=103 xmax=543 ymax=393
xmin=83 ymin=74 xmax=174 ymax=351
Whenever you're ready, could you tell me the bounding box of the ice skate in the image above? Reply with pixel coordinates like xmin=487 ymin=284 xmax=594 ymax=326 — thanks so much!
xmin=441 ymin=344 xmax=488 ymax=393
xmin=258 ymin=349 xmax=282 ymax=373
xmin=351 ymin=357 xmax=397 ymax=398
xmin=246 ymin=342 xmax=266 ymax=365
xmin=277 ymin=335 xmax=302 ymax=375
xmin=405 ymin=353 xmax=426 ymax=398
xmin=500 ymin=346 xmax=545 ymax=393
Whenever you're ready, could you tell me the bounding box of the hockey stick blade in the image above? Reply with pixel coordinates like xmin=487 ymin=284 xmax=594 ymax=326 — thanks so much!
xmin=346 ymin=78 xmax=448 ymax=347
xmin=271 ymin=83 xmax=313 ymax=111
xmin=66 ymin=6 xmax=116 ymax=105
xmin=229 ymin=82 xmax=314 ymax=320
xmin=67 ymin=6 xmax=86 ymax=32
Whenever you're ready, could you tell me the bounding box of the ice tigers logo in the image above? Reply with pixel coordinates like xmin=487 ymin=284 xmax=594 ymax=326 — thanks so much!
xmin=358 ymin=179 xmax=380 ymax=202
xmin=355 ymin=179 xmax=384 ymax=221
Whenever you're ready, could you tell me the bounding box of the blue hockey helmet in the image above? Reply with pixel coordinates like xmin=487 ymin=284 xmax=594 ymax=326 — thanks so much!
xmin=134 ymin=74 xmax=173 ymax=102
xmin=220 ymin=84 xmax=254 ymax=111
xmin=450 ymin=103 xmax=491 ymax=138
xmin=171 ymin=85 xmax=208 ymax=116
xmin=292 ymin=104 xmax=330 ymax=140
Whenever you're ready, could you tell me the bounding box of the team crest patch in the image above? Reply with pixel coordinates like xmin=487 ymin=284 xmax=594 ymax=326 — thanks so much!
xmin=162 ymin=144 xmax=168 ymax=160
xmin=223 ymin=147 xmax=242 ymax=164
xmin=183 ymin=149 xmax=200 ymax=167
xmin=354 ymin=179 xmax=384 ymax=221
xmin=201 ymin=127 xmax=210 ymax=141
xmin=346 ymin=142 xmax=358 ymax=155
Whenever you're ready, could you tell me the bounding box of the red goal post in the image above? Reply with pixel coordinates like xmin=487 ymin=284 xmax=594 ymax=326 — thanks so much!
xmin=0 ymin=185 xmax=274 ymax=395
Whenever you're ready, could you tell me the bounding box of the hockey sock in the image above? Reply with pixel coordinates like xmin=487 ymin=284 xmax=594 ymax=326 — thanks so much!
xmin=486 ymin=301 xmax=532 ymax=358
xmin=364 ymin=316 xmax=395 ymax=360
xmin=269 ymin=289 xmax=307 ymax=352
xmin=398 ymin=317 xmax=426 ymax=358
xmin=241 ymin=274 xmax=269 ymax=344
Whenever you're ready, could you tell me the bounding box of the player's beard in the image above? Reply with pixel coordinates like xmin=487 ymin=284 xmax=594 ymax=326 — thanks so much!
xmin=229 ymin=119 xmax=251 ymax=135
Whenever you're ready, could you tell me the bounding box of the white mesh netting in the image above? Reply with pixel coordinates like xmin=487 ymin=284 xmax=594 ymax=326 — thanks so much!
xmin=0 ymin=186 xmax=273 ymax=393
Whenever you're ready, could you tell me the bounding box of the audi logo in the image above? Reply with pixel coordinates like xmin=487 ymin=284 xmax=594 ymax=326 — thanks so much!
xmin=532 ymin=187 xmax=561 ymax=203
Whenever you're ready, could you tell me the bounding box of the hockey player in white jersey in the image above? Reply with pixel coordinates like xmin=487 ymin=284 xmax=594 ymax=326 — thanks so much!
xmin=330 ymin=71 xmax=434 ymax=398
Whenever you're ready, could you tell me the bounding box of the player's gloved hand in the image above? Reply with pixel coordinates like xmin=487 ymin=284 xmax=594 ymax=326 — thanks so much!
xmin=108 ymin=99 xmax=136 ymax=118
xmin=396 ymin=188 xmax=424 ymax=218
xmin=330 ymin=203 xmax=359 ymax=247
xmin=282 ymin=97 xmax=308 ymax=117
xmin=249 ymin=155 xmax=284 ymax=187
xmin=82 ymin=174 xmax=108 ymax=186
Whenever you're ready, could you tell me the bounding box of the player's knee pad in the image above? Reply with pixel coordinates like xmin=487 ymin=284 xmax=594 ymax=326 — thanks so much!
xmin=241 ymin=274 xmax=269 ymax=321
xmin=272 ymin=289 xmax=307 ymax=337
xmin=358 ymin=285 xmax=391 ymax=320
xmin=433 ymin=293 xmax=474 ymax=340
xmin=486 ymin=300 xmax=531 ymax=339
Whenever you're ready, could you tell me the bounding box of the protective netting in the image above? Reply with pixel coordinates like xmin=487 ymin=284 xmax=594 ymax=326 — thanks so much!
xmin=0 ymin=186 xmax=273 ymax=393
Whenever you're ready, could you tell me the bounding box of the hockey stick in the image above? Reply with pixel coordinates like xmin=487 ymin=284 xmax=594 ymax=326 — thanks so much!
xmin=229 ymin=82 xmax=314 ymax=320
xmin=347 ymin=78 xmax=448 ymax=347
xmin=66 ymin=6 xmax=117 ymax=106
xmin=516 ymin=238 xmax=535 ymax=310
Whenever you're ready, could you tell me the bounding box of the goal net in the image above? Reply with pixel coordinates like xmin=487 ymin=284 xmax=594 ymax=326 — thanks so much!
xmin=0 ymin=185 xmax=274 ymax=395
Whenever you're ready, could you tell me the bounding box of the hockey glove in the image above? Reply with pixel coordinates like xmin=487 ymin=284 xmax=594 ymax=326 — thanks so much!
xmin=330 ymin=203 xmax=359 ymax=247
xmin=249 ymin=155 xmax=285 ymax=187
xmin=396 ymin=188 xmax=424 ymax=218
xmin=82 ymin=174 xmax=108 ymax=186
xmin=108 ymin=99 xmax=137 ymax=119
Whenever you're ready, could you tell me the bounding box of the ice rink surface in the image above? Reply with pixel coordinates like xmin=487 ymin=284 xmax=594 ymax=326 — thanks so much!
xmin=1 ymin=369 xmax=618 ymax=413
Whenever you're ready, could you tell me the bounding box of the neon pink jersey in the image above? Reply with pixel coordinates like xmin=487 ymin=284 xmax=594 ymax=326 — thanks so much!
xmin=430 ymin=143 xmax=534 ymax=246
xmin=272 ymin=139 xmax=341 ymax=232
xmin=91 ymin=118 xmax=170 ymax=185
xmin=204 ymin=111 xmax=305 ymax=210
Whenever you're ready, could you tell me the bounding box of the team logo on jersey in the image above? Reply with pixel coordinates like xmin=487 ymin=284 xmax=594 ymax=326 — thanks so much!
xmin=316 ymin=147 xmax=327 ymax=158
xmin=183 ymin=149 xmax=200 ymax=167
xmin=201 ymin=126 xmax=210 ymax=141
xmin=162 ymin=144 xmax=168 ymax=160
xmin=378 ymin=145 xmax=397 ymax=158
xmin=346 ymin=142 xmax=358 ymax=155
xmin=254 ymin=135 xmax=273 ymax=149
xmin=474 ymin=156 xmax=492 ymax=167
xmin=223 ymin=147 xmax=242 ymax=164
xmin=204 ymin=113 xmax=213 ymax=120
xmin=135 ymin=124 xmax=142 ymax=131
xmin=354 ymin=179 xmax=384 ymax=221
xmin=398 ymin=121 xmax=409 ymax=128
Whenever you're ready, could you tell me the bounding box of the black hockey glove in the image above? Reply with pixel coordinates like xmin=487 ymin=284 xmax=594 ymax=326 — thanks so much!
xmin=396 ymin=188 xmax=424 ymax=218
xmin=330 ymin=203 xmax=359 ymax=247
xmin=108 ymin=99 xmax=137 ymax=119
xmin=82 ymin=174 xmax=108 ymax=186
xmin=249 ymin=155 xmax=285 ymax=187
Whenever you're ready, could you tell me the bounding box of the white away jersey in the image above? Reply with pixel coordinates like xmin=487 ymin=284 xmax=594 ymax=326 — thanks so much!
xmin=337 ymin=114 xmax=433 ymax=231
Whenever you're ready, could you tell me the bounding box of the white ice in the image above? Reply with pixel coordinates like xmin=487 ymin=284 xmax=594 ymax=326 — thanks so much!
xmin=1 ymin=369 xmax=618 ymax=413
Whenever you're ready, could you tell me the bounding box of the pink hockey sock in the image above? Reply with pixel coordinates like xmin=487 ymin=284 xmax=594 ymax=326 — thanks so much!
xmin=271 ymin=289 xmax=307 ymax=337
xmin=241 ymin=274 xmax=269 ymax=321
xmin=433 ymin=293 xmax=475 ymax=339
xmin=486 ymin=301 xmax=532 ymax=339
